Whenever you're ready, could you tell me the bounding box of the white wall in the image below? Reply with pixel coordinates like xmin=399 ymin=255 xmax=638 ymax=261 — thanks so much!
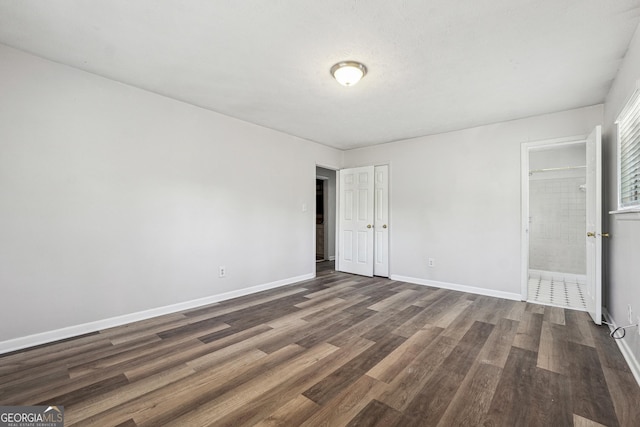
xmin=0 ymin=44 xmax=342 ymax=345
xmin=603 ymin=25 xmax=640 ymax=376
xmin=316 ymin=166 xmax=336 ymax=260
xmin=343 ymin=105 xmax=603 ymax=298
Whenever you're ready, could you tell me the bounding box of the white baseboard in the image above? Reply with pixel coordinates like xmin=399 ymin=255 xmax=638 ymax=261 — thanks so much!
xmin=603 ymin=309 xmax=640 ymax=388
xmin=529 ymin=269 xmax=586 ymax=284
xmin=390 ymin=275 xmax=522 ymax=301
xmin=0 ymin=273 xmax=314 ymax=355
xmin=329 ymin=256 xmax=336 ymax=261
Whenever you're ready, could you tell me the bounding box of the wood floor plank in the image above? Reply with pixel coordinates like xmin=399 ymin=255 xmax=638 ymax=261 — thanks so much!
xmin=1 ymin=263 xmax=637 ymax=426
xmin=567 ymin=341 xmax=620 ymax=427
xmin=258 ymin=312 xmax=357 ymax=354
xmin=303 ymin=279 xmax=359 ymax=299
xmin=11 ymin=337 xmax=204 ymax=406
xmin=163 ymin=343 xmax=339 ymax=426
xmin=600 ymin=365 xmax=640 ymax=427
xmin=435 ymin=362 xmax=503 ymax=427
xmin=482 ymin=346 xmax=538 ymax=426
xmin=75 ymin=348 xmax=274 ymax=426
xmin=182 ymin=287 xmax=309 ymax=319
xmin=573 ymin=414 xmax=609 ymax=427
xmin=512 ymin=311 xmax=543 ymax=352
xmin=37 ymin=373 xmax=131 ymax=408
xmin=543 ymin=305 xmax=566 ymax=325
xmin=505 ymin=300 xmax=527 ymax=321
xmin=367 ymin=325 xmax=443 ymax=384
xmin=537 ymin=320 xmax=572 ymax=375
xmin=367 ymin=288 xmax=419 ymax=312
xmin=402 ymin=321 xmax=494 ymax=426
xmin=527 ymin=365 xmax=573 ymax=427
xmin=432 ymin=298 xmax=474 ymax=329
xmin=302 ymin=333 xmax=406 ymax=405
xmin=299 ymin=375 xmax=388 ymax=427
xmin=68 ymin=327 xmax=224 ymax=379
xmin=411 ymin=288 xmax=446 ymax=307
xmin=565 ymin=309 xmax=596 ymax=347
xmin=253 ymin=395 xmax=320 ymax=427
xmin=64 ymin=364 xmax=195 ymax=425
xmin=296 ymin=310 xmax=375 ymax=349
xmin=212 ymin=336 xmax=375 ymax=427
xmin=476 ymin=317 xmax=519 ymax=368
xmin=346 ymin=399 xmax=412 ymax=427
xmin=360 ymin=305 xmax=424 ymax=342
xmin=438 ymin=296 xmax=494 ymax=341
xmin=377 ymin=334 xmax=458 ymax=411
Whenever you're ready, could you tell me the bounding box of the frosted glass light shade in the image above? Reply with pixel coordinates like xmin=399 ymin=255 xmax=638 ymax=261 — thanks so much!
xmin=331 ymin=61 xmax=367 ymax=86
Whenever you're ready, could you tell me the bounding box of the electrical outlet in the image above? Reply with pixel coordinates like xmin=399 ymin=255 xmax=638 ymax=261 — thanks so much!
xmin=628 ymin=304 xmax=634 ymax=324
xmin=428 ymin=258 xmax=435 ymax=268
xmin=219 ymin=266 xmax=226 ymax=278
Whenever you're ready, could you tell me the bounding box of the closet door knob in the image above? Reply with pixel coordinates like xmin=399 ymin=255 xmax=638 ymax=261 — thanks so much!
xmin=367 ymin=224 xmax=372 ymax=228
xmin=587 ymin=232 xmax=596 ymax=237
xmin=600 ymin=233 xmax=610 ymax=238
xmin=383 ymin=224 xmax=387 ymax=229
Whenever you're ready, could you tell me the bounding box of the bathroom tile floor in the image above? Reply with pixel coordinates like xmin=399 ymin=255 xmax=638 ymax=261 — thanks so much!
xmin=528 ymin=276 xmax=587 ymax=311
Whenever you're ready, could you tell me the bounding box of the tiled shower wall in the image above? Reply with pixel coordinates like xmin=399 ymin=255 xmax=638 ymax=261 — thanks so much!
xmin=529 ymin=175 xmax=586 ymax=274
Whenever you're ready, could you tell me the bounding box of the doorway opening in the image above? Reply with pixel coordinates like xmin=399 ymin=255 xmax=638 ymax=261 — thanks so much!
xmin=316 ymin=166 xmax=337 ymax=274
xmin=526 ymin=142 xmax=587 ymax=310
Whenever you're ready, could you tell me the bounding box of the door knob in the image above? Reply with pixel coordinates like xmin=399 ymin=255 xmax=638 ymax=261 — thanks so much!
xmin=367 ymin=224 xmax=372 ymax=229
xmin=587 ymin=232 xmax=596 ymax=237
xmin=383 ymin=224 xmax=387 ymax=229
xmin=600 ymin=232 xmax=610 ymax=238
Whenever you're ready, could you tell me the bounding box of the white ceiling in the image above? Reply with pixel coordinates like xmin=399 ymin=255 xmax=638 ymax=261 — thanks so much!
xmin=1 ymin=1 xmax=640 ymax=150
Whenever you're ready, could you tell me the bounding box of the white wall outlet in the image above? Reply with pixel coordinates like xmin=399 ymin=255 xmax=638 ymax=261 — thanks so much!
xmin=302 ymin=203 xmax=308 ymax=212
xmin=428 ymin=258 xmax=435 ymax=268
xmin=628 ymin=304 xmax=634 ymax=324
xmin=219 ymin=266 xmax=226 ymax=278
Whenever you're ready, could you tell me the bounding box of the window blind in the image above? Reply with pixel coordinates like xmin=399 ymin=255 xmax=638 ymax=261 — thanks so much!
xmin=616 ymin=89 xmax=640 ymax=209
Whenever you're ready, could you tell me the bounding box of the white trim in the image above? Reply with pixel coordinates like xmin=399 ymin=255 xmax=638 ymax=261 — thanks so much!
xmin=603 ymin=309 xmax=640 ymax=388
xmin=390 ymin=275 xmax=522 ymax=301
xmin=329 ymin=256 xmax=336 ymax=261
xmin=0 ymin=273 xmax=314 ymax=355
xmin=609 ymin=209 xmax=640 ymax=221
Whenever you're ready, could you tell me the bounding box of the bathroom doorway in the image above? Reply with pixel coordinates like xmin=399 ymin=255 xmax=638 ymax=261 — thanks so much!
xmin=525 ymin=141 xmax=588 ymax=310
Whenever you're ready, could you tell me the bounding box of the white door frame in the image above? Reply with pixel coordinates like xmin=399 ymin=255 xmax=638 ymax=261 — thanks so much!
xmin=314 ymin=164 xmax=339 ymax=272
xmin=316 ymin=175 xmax=329 ymax=261
xmin=520 ymin=135 xmax=588 ymax=300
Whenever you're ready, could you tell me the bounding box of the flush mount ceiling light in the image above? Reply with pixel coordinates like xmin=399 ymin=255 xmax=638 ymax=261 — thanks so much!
xmin=330 ymin=61 xmax=367 ymax=86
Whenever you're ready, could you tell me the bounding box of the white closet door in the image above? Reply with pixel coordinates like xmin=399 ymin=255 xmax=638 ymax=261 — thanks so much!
xmin=338 ymin=166 xmax=374 ymax=277
xmin=374 ymin=165 xmax=389 ymax=277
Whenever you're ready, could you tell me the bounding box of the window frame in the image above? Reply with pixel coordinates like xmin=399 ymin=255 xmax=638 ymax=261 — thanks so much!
xmin=615 ymin=81 xmax=640 ymax=212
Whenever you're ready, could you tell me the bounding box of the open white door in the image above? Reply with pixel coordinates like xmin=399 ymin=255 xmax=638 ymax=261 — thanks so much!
xmin=374 ymin=165 xmax=389 ymax=277
xmin=585 ymin=125 xmax=602 ymax=325
xmin=338 ymin=166 xmax=374 ymax=277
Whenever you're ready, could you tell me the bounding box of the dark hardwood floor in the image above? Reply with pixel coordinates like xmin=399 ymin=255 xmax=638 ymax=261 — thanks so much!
xmin=1 ymin=264 xmax=639 ymax=426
